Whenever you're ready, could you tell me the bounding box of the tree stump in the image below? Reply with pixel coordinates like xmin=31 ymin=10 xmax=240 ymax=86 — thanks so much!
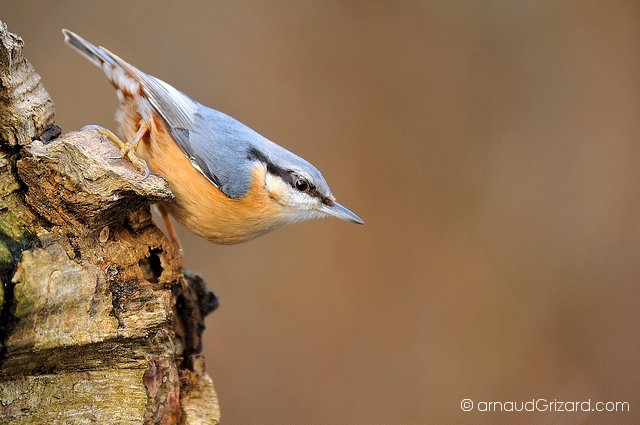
xmin=0 ymin=21 xmax=220 ymax=424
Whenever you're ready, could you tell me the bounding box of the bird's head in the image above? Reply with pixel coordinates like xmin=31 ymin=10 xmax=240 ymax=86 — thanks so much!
xmin=249 ymin=147 xmax=364 ymax=227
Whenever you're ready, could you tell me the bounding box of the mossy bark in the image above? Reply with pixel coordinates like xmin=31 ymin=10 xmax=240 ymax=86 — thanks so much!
xmin=0 ymin=21 xmax=220 ymax=424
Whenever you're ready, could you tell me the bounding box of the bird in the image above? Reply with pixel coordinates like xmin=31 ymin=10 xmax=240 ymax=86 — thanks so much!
xmin=62 ymin=29 xmax=363 ymax=245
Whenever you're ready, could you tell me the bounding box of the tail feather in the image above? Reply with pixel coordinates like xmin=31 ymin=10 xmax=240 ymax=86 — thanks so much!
xmin=63 ymin=29 xmax=197 ymax=132
xmin=63 ymin=29 xmax=117 ymax=69
xmin=63 ymin=29 xmax=142 ymax=100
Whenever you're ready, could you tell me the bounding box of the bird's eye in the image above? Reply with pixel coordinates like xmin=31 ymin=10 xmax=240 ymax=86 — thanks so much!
xmin=294 ymin=178 xmax=309 ymax=192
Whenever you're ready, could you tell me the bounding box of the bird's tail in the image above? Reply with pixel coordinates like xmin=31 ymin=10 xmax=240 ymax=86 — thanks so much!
xmin=62 ymin=29 xmax=143 ymax=100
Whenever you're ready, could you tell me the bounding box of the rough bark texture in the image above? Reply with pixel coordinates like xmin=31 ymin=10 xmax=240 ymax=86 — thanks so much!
xmin=0 ymin=22 xmax=220 ymax=424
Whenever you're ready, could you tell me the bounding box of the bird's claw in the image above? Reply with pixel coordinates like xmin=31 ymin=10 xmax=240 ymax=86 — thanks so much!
xmin=83 ymin=125 xmax=150 ymax=179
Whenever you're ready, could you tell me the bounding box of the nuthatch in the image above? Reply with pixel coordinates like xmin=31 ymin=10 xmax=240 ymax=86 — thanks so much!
xmin=62 ymin=30 xmax=363 ymax=245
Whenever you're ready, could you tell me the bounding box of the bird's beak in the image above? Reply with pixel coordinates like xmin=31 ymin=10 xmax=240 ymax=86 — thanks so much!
xmin=320 ymin=202 xmax=364 ymax=225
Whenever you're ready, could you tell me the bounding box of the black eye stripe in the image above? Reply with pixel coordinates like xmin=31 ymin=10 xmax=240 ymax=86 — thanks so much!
xmin=247 ymin=147 xmax=290 ymax=180
xmin=247 ymin=147 xmax=323 ymax=199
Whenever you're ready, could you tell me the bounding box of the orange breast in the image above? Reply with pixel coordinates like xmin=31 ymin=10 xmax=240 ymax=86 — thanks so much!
xmin=120 ymin=104 xmax=284 ymax=244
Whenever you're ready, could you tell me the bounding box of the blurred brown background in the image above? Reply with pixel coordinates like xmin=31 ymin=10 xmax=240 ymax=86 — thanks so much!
xmin=3 ymin=2 xmax=639 ymax=424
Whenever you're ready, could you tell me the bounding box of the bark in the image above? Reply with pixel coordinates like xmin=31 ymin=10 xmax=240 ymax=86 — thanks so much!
xmin=0 ymin=21 xmax=220 ymax=424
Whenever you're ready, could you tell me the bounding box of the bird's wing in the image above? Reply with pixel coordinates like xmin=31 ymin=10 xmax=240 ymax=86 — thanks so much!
xmin=121 ymin=68 xmax=255 ymax=198
xmin=138 ymin=74 xmax=265 ymax=199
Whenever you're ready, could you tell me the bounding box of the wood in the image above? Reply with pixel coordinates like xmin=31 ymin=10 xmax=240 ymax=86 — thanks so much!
xmin=0 ymin=21 xmax=220 ymax=424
